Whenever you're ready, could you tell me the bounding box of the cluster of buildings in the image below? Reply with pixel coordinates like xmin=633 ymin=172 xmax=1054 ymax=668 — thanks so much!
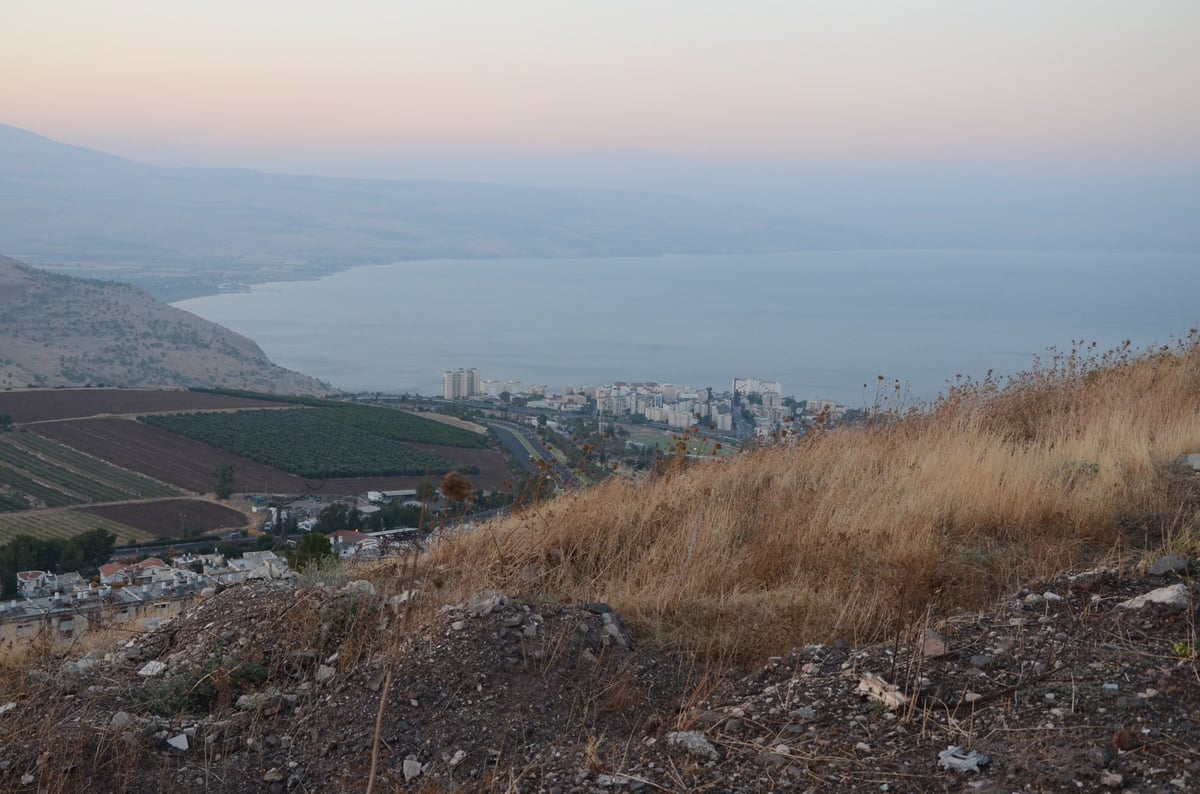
xmin=1 ymin=550 xmax=289 ymax=648
xmin=440 ymin=366 xmax=848 ymax=439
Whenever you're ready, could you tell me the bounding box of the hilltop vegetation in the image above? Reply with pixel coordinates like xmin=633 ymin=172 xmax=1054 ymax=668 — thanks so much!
xmin=435 ymin=335 xmax=1200 ymax=662
xmin=0 ymin=255 xmax=331 ymax=394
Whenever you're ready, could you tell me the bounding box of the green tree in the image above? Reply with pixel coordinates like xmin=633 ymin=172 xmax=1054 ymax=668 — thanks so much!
xmin=314 ymin=502 xmax=349 ymax=533
xmin=291 ymin=532 xmax=334 ymax=569
xmin=213 ymin=465 xmax=235 ymax=499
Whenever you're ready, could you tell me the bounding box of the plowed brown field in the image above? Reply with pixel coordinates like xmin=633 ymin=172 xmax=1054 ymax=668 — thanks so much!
xmin=33 ymin=418 xmax=512 ymax=495
xmin=81 ymin=498 xmax=249 ymax=538
xmin=0 ymin=388 xmax=288 ymax=423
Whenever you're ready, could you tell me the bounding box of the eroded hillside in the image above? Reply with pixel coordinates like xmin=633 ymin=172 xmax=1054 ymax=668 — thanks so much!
xmin=0 ymin=256 xmax=330 ymax=394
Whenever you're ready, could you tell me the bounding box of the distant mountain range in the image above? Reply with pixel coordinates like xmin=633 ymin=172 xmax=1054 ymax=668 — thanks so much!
xmin=0 ymin=255 xmax=330 ymax=393
xmin=0 ymin=125 xmax=872 ymax=300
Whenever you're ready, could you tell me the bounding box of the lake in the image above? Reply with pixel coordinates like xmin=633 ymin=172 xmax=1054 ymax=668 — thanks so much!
xmin=175 ymin=250 xmax=1200 ymax=406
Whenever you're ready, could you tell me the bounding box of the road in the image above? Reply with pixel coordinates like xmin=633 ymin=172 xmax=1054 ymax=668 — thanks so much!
xmin=485 ymin=420 xmax=580 ymax=489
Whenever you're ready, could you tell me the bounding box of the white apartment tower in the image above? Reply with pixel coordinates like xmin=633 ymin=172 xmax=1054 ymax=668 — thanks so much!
xmin=442 ymin=368 xmax=481 ymax=399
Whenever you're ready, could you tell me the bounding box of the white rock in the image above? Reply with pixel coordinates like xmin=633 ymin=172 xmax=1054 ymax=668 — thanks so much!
xmin=1117 ymin=583 xmax=1189 ymax=610
xmin=403 ymin=758 xmax=424 ymax=781
xmin=21 ymin=774 xmax=34 ymax=785
xmin=111 ymin=711 xmax=132 ymax=729
xmin=0 ymin=702 xmax=14 ymax=714
xmin=345 ymin=580 xmax=377 ymax=597
xmin=451 ymin=620 xmax=466 ymax=631
xmin=666 ymin=730 xmax=719 ymax=761
xmin=937 ymin=745 xmax=990 ymax=772
xmin=1043 ymin=591 xmax=1064 ymax=602
xmin=167 ymin=733 xmax=189 ymax=751
xmin=137 ymin=661 xmax=167 ymax=677
xmin=448 ymin=749 xmax=467 ymax=768
xmin=315 ymin=665 xmax=336 ymax=684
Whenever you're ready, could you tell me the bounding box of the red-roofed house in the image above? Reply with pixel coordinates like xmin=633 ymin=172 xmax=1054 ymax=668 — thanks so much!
xmin=99 ymin=562 xmax=130 ymax=586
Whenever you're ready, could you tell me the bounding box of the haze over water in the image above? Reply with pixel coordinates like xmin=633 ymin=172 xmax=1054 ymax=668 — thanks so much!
xmin=177 ymin=249 xmax=1200 ymax=405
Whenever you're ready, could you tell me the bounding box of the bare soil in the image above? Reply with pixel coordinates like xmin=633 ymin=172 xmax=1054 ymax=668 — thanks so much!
xmin=0 ymin=389 xmax=290 ymax=424
xmin=80 ymin=498 xmax=250 ymax=538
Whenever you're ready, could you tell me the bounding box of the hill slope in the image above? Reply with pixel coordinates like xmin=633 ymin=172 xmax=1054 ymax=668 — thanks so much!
xmin=0 ymin=124 xmax=870 ymax=299
xmin=0 ymin=255 xmax=330 ymax=393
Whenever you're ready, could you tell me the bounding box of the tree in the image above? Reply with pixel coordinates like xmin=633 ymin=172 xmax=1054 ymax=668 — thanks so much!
xmin=748 ymin=393 xmax=763 ymax=405
xmin=782 ymin=396 xmax=798 ymax=409
xmin=291 ymin=532 xmax=334 ymax=569
xmin=314 ymin=502 xmax=349 ymax=533
xmin=536 ymin=413 xmax=548 ymax=428
xmin=213 ymin=465 xmax=235 ymax=499
xmin=499 ymin=391 xmax=511 ymax=404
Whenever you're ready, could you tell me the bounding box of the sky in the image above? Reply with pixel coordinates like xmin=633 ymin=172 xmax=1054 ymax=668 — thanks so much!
xmin=4 ymin=0 xmax=1199 ymax=176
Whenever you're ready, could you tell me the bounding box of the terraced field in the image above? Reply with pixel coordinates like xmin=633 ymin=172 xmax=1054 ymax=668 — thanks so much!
xmin=0 ymin=432 xmax=178 ymax=512
xmin=0 ymin=509 xmax=152 ymax=546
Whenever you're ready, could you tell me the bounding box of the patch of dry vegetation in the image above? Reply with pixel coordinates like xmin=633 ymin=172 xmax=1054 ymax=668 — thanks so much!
xmin=434 ymin=335 xmax=1200 ymax=663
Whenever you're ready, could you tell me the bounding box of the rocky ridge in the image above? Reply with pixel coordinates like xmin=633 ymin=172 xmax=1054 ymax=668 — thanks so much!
xmin=1 ymin=556 xmax=1198 ymax=792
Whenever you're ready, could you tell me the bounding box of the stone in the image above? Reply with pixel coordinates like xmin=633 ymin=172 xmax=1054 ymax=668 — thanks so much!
xmin=1149 ymin=554 xmax=1188 ymax=576
xmin=666 ymin=730 xmax=719 ymax=761
xmin=467 ymin=591 xmax=505 ymax=617
xmin=937 ymin=745 xmax=990 ymax=772
xmin=315 ymin=665 xmax=336 ymax=684
xmin=1101 ymin=770 xmax=1125 ymax=787
xmin=1085 ymin=745 xmax=1112 ymax=768
xmin=1117 ymin=583 xmax=1188 ymax=610
xmin=921 ymin=627 xmax=949 ymax=657
xmin=111 ymin=711 xmax=132 ymax=729
xmin=21 ymin=774 xmax=34 ymax=785
xmin=451 ymin=621 xmax=466 ymax=631
xmin=236 ymin=690 xmax=280 ymax=710
xmin=403 ymin=757 xmax=424 ymax=782
xmin=344 ymin=580 xmax=376 ymax=597
xmin=969 ymin=654 xmax=994 ymax=669
xmin=137 ymin=661 xmax=167 ymax=677
xmin=262 ymin=768 xmax=285 ymax=783
xmin=1178 ymin=453 xmax=1200 ymax=471
xmin=166 ymin=733 xmax=189 ymax=751
xmin=1044 ymin=591 xmax=1064 ymax=603
xmin=448 ymin=749 xmax=467 ymax=768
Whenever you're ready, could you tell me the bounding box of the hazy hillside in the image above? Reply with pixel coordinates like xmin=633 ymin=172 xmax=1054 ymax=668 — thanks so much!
xmin=0 ymin=255 xmax=330 ymax=393
xmin=0 ymin=125 xmax=870 ymax=300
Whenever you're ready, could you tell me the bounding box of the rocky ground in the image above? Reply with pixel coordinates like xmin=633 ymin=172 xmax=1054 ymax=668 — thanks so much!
xmin=1 ymin=556 xmax=1198 ymax=792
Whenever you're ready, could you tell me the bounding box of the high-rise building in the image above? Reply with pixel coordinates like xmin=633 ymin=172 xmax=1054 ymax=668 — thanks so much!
xmin=442 ymin=368 xmax=481 ymax=399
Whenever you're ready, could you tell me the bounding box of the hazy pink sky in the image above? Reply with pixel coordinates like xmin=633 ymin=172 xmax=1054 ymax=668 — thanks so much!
xmin=4 ymin=0 xmax=1198 ymax=172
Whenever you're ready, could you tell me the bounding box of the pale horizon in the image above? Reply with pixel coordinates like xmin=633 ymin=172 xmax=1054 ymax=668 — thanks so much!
xmin=4 ymin=1 xmax=1199 ymax=177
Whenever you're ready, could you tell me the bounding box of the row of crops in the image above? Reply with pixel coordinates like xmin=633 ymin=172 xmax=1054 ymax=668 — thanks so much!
xmin=0 ymin=509 xmax=150 ymax=547
xmin=0 ymin=433 xmax=178 ymax=512
xmin=189 ymin=390 xmax=487 ymax=448
xmin=140 ymin=409 xmax=472 ymax=479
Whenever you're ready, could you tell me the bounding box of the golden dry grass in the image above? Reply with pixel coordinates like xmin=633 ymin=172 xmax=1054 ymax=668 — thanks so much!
xmin=434 ymin=335 xmax=1200 ymax=663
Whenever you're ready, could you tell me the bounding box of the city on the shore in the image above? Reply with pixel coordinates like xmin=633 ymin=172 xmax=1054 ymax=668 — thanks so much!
xmin=441 ymin=367 xmax=851 ymax=442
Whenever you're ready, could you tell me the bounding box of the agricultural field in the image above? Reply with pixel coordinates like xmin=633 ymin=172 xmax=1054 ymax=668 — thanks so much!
xmin=139 ymin=409 xmax=467 ymax=478
xmin=0 ymin=432 xmax=178 ymax=511
xmin=33 ymin=417 xmax=514 ymax=494
xmin=82 ymin=498 xmax=248 ymax=539
xmin=0 ymin=387 xmax=290 ymax=424
xmin=0 ymin=508 xmax=152 ymax=547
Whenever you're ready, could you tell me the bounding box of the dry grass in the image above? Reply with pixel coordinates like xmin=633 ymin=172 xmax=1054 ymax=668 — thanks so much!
xmin=433 ymin=335 xmax=1200 ymax=664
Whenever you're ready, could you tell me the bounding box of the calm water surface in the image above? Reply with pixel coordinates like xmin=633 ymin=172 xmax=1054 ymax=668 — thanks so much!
xmin=176 ymin=250 xmax=1200 ymax=405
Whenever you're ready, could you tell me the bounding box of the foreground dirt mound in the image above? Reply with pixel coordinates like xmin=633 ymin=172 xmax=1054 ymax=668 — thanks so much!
xmin=1 ymin=560 xmax=1199 ymax=792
